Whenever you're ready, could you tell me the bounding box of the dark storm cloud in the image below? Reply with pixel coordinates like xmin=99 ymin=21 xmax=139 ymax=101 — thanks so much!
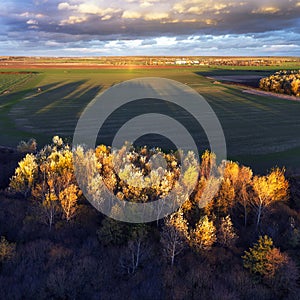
xmin=0 ymin=0 xmax=299 ymax=55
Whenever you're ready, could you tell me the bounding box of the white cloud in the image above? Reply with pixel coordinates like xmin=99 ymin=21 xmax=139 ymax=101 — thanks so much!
xmin=173 ymin=0 xmax=246 ymax=15
xmin=58 ymin=1 xmax=120 ymax=16
xmin=140 ymin=1 xmax=153 ymax=8
xmin=155 ymin=36 xmax=177 ymax=46
xmin=187 ymin=6 xmax=203 ymax=14
xmin=77 ymin=3 xmax=101 ymax=14
xmin=204 ymin=19 xmax=217 ymax=25
xmin=26 ymin=19 xmax=38 ymax=25
xmin=60 ymin=15 xmax=87 ymax=25
xmin=252 ymin=6 xmax=280 ymax=14
xmin=144 ymin=12 xmax=169 ymax=20
xmin=45 ymin=40 xmax=61 ymax=46
xmin=122 ymin=10 xmax=142 ymax=19
xmin=173 ymin=3 xmax=185 ymax=14
xmin=20 ymin=12 xmax=45 ymax=18
xmin=263 ymin=44 xmax=299 ymax=50
xmin=77 ymin=4 xmax=120 ymax=15
xmin=28 ymin=25 xmax=39 ymax=29
xmin=1 ymin=0 xmax=300 ymax=56
xmin=104 ymin=39 xmax=143 ymax=49
xmin=58 ymin=2 xmax=77 ymax=10
xmin=213 ymin=3 xmax=227 ymax=10
xmin=101 ymin=15 xmax=112 ymax=21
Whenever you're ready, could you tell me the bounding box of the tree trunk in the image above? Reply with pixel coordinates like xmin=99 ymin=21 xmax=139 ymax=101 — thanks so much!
xmin=256 ymin=203 xmax=262 ymax=229
xmin=171 ymin=242 xmax=176 ymax=266
xmin=135 ymin=240 xmax=141 ymax=269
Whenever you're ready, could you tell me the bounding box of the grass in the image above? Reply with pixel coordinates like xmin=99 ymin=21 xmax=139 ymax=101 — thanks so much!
xmin=0 ymin=72 xmax=36 ymax=94
xmin=1 ymin=66 xmax=300 ymax=173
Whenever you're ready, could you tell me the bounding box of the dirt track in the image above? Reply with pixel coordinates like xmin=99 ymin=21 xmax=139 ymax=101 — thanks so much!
xmin=243 ymin=89 xmax=300 ymax=101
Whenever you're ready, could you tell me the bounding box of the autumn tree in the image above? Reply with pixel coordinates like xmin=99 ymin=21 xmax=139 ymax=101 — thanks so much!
xmin=190 ymin=215 xmax=216 ymax=251
xmin=194 ymin=152 xmax=225 ymax=217
xmin=195 ymin=176 xmax=221 ymax=215
xmin=0 ymin=236 xmax=16 ymax=263
xmin=215 ymin=162 xmax=252 ymax=223
xmin=260 ymin=70 xmax=300 ymax=96
xmin=97 ymin=144 xmax=180 ymax=206
xmin=291 ymin=79 xmax=300 ymax=96
xmin=200 ymin=150 xmax=216 ymax=179
xmin=218 ymin=162 xmax=239 ymax=211
xmin=11 ymin=136 xmax=81 ymax=229
xmin=215 ymin=178 xmax=235 ymax=217
xmin=9 ymin=153 xmax=38 ymax=198
xmin=73 ymin=147 xmax=109 ymax=213
xmin=32 ymin=142 xmax=80 ymax=229
xmin=95 ymin=144 xmax=117 ymax=194
xmin=235 ymin=166 xmax=253 ymax=227
xmin=243 ymin=235 xmax=288 ymax=279
xmin=182 ymin=157 xmax=199 ymax=194
xmin=59 ymin=184 xmax=81 ymax=221
xmin=217 ymin=215 xmax=237 ymax=247
xmin=252 ymin=168 xmax=288 ymax=229
xmin=32 ymin=182 xmax=60 ymax=230
xmin=17 ymin=138 xmax=37 ymax=153
xmin=161 ymin=210 xmax=189 ymax=266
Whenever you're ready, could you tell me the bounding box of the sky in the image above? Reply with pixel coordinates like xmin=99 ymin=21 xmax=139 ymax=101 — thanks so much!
xmin=1 ymin=0 xmax=300 ymax=56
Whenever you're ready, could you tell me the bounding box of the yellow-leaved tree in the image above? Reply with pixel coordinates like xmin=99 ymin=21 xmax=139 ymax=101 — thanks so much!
xmin=10 ymin=153 xmax=38 ymax=198
xmin=252 ymin=168 xmax=288 ymax=229
xmin=59 ymin=184 xmax=81 ymax=221
xmin=190 ymin=215 xmax=216 ymax=251
xmin=161 ymin=210 xmax=189 ymax=266
xmin=11 ymin=136 xmax=81 ymax=230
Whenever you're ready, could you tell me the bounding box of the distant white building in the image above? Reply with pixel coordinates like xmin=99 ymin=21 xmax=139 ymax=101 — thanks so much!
xmin=175 ymin=59 xmax=187 ymax=65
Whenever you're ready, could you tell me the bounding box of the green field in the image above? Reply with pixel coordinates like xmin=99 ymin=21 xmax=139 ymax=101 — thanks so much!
xmin=1 ymin=65 xmax=300 ymax=174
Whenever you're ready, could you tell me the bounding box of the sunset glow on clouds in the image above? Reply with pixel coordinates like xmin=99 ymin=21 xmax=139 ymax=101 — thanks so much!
xmin=0 ymin=0 xmax=299 ymax=56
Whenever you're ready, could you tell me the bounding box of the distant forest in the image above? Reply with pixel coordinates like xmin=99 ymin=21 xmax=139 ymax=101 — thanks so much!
xmin=1 ymin=56 xmax=299 ymax=67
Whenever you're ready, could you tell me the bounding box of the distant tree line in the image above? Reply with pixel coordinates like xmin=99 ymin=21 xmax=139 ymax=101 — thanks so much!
xmin=259 ymin=70 xmax=300 ymax=97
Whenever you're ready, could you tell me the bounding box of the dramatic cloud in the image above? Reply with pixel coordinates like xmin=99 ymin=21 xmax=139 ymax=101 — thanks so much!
xmin=0 ymin=0 xmax=299 ymax=55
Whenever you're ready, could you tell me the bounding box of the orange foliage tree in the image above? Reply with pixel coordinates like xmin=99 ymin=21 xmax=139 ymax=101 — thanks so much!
xmin=243 ymin=235 xmax=288 ymax=279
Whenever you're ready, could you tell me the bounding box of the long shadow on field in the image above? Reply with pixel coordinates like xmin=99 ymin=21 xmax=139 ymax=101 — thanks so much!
xmin=0 ymin=82 xmax=61 ymax=110
xmin=9 ymin=81 xmax=103 ymax=141
xmin=0 ymin=82 xmax=67 ymax=147
xmin=97 ymin=80 xmax=210 ymax=154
